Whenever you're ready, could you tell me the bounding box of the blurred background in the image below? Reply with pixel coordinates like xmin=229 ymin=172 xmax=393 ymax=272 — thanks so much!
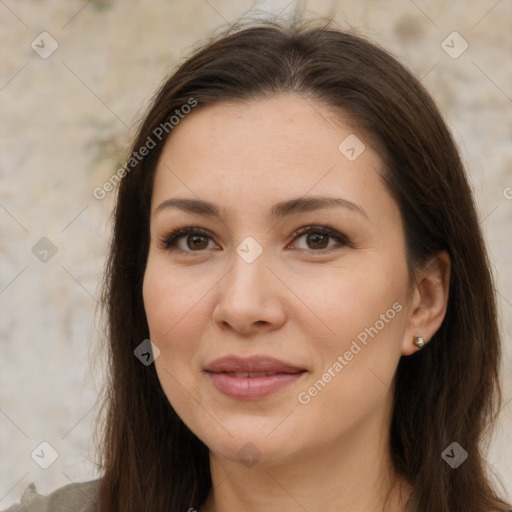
xmin=1 ymin=0 xmax=511 ymax=507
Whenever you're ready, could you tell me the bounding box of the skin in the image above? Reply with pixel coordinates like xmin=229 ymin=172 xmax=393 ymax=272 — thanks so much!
xmin=142 ymin=93 xmax=451 ymax=512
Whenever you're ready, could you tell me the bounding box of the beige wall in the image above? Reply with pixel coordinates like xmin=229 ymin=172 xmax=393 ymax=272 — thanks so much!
xmin=1 ymin=0 xmax=511 ymax=507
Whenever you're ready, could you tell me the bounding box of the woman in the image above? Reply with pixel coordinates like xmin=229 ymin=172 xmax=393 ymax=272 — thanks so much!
xmin=5 ymin=17 xmax=511 ymax=512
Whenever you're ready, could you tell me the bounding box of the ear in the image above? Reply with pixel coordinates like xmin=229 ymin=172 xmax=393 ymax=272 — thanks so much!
xmin=401 ymin=250 xmax=451 ymax=356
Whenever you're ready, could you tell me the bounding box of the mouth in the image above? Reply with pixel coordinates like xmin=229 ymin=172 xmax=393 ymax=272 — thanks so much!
xmin=204 ymin=355 xmax=307 ymax=399
xmin=219 ymin=371 xmax=292 ymax=377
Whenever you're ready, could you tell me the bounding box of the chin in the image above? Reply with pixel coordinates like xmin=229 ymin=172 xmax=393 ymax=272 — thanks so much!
xmin=205 ymin=432 xmax=297 ymax=467
xmin=188 ymin=409 xmax=310 ymax=467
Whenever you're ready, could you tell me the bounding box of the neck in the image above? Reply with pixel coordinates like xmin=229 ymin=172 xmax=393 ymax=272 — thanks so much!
xmin=199 ymin=404 xmax=412 ymax=512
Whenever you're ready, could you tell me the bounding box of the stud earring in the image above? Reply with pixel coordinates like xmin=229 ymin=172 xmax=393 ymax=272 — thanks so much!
xmin=413 ymin=336 xmax=425 ymax=349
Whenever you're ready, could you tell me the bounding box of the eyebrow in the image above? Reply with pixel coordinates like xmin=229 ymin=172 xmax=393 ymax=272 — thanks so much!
xmin=155 ymin=195 xmax=369 ymax=222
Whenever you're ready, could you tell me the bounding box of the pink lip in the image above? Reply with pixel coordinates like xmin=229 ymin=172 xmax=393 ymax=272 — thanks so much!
xmin=204 ymin=355 xmax=306 ymax=399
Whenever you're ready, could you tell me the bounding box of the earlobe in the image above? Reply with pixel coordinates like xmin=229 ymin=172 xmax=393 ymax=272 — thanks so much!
xmin=401 ymin=250 xmax=451 ymax=356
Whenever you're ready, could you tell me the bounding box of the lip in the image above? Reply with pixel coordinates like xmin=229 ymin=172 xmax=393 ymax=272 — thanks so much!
xmin=204 ymin=355 xmax=307 ymax=399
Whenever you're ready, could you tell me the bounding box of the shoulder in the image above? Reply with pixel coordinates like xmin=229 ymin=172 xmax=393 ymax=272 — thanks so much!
xmin=1 ymin=479 xmax=100 ymax=512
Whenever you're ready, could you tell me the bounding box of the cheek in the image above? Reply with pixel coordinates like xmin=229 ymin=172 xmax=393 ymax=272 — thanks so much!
xmin=142 ymin=256 xmax=209 ymax=408
xmin=143 ymin=257 xmax=208 ymax=420
xmin=306 ymin=258 xmax=408 ymax=400
xmin=297 ymin=286 xmax=405 ymax=440
xmin=310 ymin=260 xmax=406 ymax=351
xmin=143 ymin=255 xmax=207 ymax=345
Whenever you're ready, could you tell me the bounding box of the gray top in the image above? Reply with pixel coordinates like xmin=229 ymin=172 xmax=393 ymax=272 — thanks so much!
xmin=1 ymin=480 xmax=100 ymax=512
xmin=5 ymin=480 xmax=510 ymax=511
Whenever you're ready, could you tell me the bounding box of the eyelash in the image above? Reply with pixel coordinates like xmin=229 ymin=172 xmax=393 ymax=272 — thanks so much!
xmin=158 ymin=224 xmax=352 ymax=256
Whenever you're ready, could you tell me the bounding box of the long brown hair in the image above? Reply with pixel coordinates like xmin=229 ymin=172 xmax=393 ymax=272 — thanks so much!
xmin=95 ymin=17 xmax=511 ymax=512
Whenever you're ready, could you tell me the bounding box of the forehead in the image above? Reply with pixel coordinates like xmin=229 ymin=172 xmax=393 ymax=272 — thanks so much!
xmin=151 ymin=94 xmax=395 ymax=226
xmin=157 ymin=94 xmax=367 ymax=165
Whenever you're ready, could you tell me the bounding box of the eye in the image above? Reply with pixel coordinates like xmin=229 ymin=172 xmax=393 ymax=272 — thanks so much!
xmin=159 ymin=224 xmax=351 ymax=255
xmin=159 ymin=227 xmax=218 ymax=253
xmin=287 ymin=225 xmax=350 ymax=253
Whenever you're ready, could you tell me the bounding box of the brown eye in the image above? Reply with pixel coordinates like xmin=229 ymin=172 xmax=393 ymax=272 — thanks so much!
xmin=289 ymin=225 xmax=350 ymax=253
xmin=159 ymin=224 xmax=350 ymax=255
xmin=304 ymin=232 xmax=330 ymax=250
xmin=185 ymin=234 xmax=209 ymax=250
xmin=160 ymin=227 xmax=217 ymax=253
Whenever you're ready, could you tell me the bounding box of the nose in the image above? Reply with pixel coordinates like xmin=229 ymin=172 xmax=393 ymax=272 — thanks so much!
xmin=212 ymin=250 xmax=287 ymax=337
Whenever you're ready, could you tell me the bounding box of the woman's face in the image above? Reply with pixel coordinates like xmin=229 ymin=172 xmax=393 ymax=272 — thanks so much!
xmin=143 ymin=94 xmax=416 ymax=466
